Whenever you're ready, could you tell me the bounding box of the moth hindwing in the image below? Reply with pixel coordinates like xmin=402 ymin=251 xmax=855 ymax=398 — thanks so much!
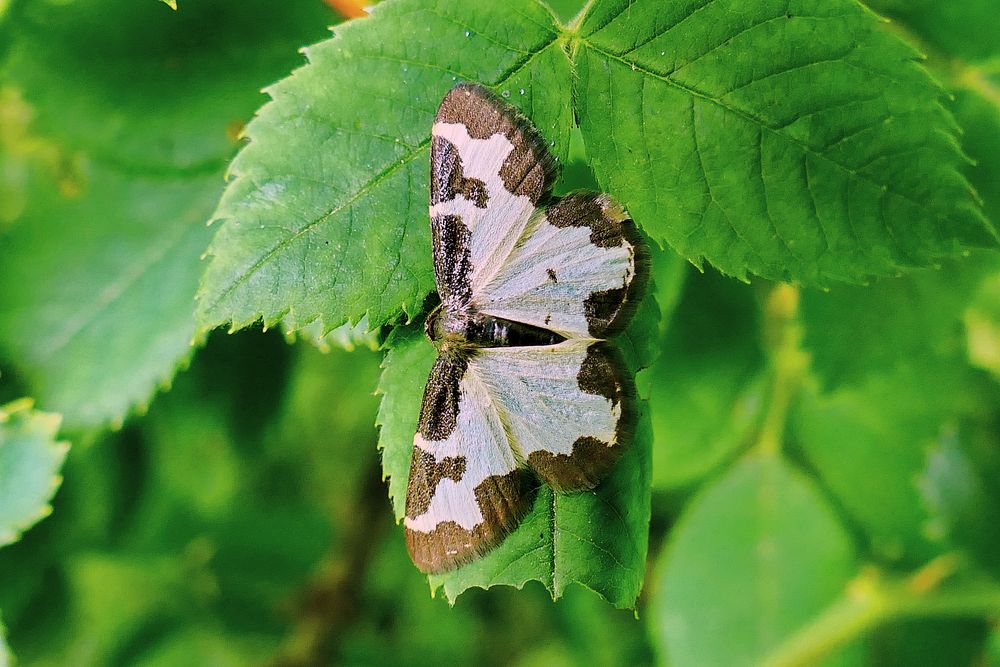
xmin=404 ymin=82 xmax=647 ymax=574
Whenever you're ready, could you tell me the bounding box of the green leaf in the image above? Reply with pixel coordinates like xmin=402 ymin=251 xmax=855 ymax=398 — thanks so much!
xmin=870 ymin=618 xmax=989 ymax=667
xmin=649 ymin=241 xmax=688 ymax=338
xmin=649 ymin=269 xmax=767 ymax=489
xmin=196 ymin=0 xmax=572 ymax=335
xmin=919 ymin=411 xmax=1000 ymax=576
xmin=574 ymin=0 xmax=994 ymax=285
xmin=0 ymin=0 xmax=332 ymax=429
xmin=0 ymin=399 xmax=68 ymax=547
xmin=862 ymin=1 xmax=1000 ymax=228
xmin=792 ymin=368 xmax=968 ymax=564
xmin=800 ymin=254 xmax=1000 ymax=389
xmin=0 ymin=164 xmax=220 ymax=429
xmin=651 ymin=453 xmax=859 ymax=667
xmin=282 ymin=317 xmax=381 ymax=353
xmin=377 ymin=316 xmax=654 ymax=608
xmin=864 ymin=0 xmax=999 ymax=62
xmin=375 ymin=327 xmax=438 ymax=520
xmin=951 ymin=83 xmax=1000 ymax=233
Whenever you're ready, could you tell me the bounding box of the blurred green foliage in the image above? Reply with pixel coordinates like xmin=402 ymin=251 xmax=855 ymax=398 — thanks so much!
xmin=1 ymin=0 xmax=999 ymax=665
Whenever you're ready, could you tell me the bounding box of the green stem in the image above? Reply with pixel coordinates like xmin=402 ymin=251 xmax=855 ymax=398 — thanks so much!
xmin=763 ymin=557 xmax=1000 ymax=667
xmin=755 ymin=284 xmax=808 ymax=456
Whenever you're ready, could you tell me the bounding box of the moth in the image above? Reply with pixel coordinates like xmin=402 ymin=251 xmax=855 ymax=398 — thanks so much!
xmin=404 ymin=82 xmax=647 ymax=573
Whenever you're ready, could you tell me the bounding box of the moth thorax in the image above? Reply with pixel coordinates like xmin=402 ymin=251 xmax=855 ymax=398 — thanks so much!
xmin=426 ymin=303 xmax=470 ymax=343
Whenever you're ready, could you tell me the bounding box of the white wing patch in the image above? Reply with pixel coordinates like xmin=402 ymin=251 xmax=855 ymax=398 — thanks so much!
xmin=472 ymin=341 xmax=620 ymax=458
xmin=429 ymin=122 xmax=536 ymax=296
xmin=476 ymin=210 xmax=636 ymax=338
xmin=404 ymin=369 xmax=517 ymax=533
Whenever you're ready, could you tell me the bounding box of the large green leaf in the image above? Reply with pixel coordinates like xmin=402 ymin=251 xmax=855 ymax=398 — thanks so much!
xmin=574 ymin=0 xmax=994 ymax=284
xmin=0 ymin=399 xmax=68 ymax=547
xmin=377 ymin=317 xmax=653 ymax=608
xmin=651 ymin=453 xmax=859 ymax=667
xmin=862 ymin=1 xmax=1000 ymax=227
xmin=0 ymin=0 xmax=332 ymax=429
xmin=196 ymin=0 xmax=572 ymax=334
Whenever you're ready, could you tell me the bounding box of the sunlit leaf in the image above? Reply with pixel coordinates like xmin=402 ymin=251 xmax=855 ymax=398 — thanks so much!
xmin=575 ymin=0 xmax=994 ymax=284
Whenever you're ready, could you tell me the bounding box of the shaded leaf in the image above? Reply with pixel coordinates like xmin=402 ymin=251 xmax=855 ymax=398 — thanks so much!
xmin=649 ymin=241 xmax=688 ymax=338
xmin=800 ymin=255 xmax=999 ymax=389
xmin=864 ymin=0 xmax=999 ymax=62
xmin=649 ymin=269 xmax=766 ymax=489
xmin=0 ymin=0 xmax=332 ymax=429
xmin=792 ymin=368 xmax=968 ymax=564
xmin=575 ymin=0 xmax=994 ymax=285
xmin=651 ymin=453 xmax=859 ymax=667
xmin=951 ymin=79 xmax=1000 ymax=228
xmin=0 ymin=399 xmax=68 ymax=547
xmin=919 ymin=412 xmax=1000 ymax=577
xmin=197 ymin=0 xmax=573 ymax=335
xmin=870 ymin=618 xmax=989 ymax=667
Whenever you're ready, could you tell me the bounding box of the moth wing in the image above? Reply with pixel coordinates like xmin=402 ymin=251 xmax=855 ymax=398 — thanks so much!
xmin=430 ymin=83 xmax=558 ymax=305
xmin=405 ymin=348 xmax=536 ymax=574
xmin=472 ymin=339 xmax=635 ymax=493
xmin=474 ymin=192 xmax=647 ymax=339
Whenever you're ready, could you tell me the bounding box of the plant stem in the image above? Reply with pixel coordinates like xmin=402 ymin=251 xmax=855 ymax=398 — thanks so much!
xmin=755 ymin=284 xmax=808 ymax=456
xmin=763 ymin=556 xmax=1000 ymax=667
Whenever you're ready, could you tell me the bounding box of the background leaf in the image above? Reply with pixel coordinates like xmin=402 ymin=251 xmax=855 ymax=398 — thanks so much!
xmin=800 ymin=255 xmax=999 ymax=389
xmin=0 ymin=399 xmax=68 ymax=547
xmin=651 ymin=453 xmax=859 ymax=667
xmin=574 ymin=0 xmax=994 ymax=285
xmin=649 ymin=268 xmax=766 ymax=490
xmin=791 ymin=368 xmax=963 ymax=564
xmin=0 ymin=0 xmax=332 ymax=429
xmin=0 ymin=620 xmax=8 ymax=667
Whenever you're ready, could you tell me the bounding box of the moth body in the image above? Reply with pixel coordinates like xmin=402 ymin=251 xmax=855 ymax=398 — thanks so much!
xmin=426 ymin=303 xmax=566 ymax=349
